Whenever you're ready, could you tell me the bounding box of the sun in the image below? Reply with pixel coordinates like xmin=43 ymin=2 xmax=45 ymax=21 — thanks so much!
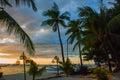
xmin=40 ymin=29 xmax=45 ymax=33
xmin=21 ymin=25 xmax=26 ymax=28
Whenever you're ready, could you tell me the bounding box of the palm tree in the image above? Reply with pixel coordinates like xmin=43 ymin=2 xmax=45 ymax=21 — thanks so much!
xmin=19 ymin=52 xmax=27 ymax=80
xmin=52 ymin=56 xmax=60 ymax=76
xmin=78 ymin=7 xmax=109 ymax=67
xmin=28 ymin=60 xmax=46 ymax=80
xmin=107 ymin=14 xmax=120 ymax=71
xmin=66 ymin=20 xmax=83 ymax=67
xmin=77 ymin=0 xmax=120 ymax=71
xmin=42 ymin=2 xmax=70 ymax=62
xmin=0 ymin=0 xmax=37 ymax=54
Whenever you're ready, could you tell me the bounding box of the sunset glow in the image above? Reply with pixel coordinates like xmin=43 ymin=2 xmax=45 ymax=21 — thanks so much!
xmin=0 ymin=53 xmax=11 ymax=56
xmin=0 ymin=58 xmax=17 ymax=64
xmin=0 ymin=0 xmax=106 ymax=66
xmin=0 ymin=44 xmax=83 ymax=65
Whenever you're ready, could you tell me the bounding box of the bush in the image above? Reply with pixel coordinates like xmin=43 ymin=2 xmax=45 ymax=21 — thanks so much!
xmin=93 ymin=67 xmax=109 ymax=80
xmin=28 ymin=60 xmax=46 ymax=80
xmin=59 ymin=58 xmax=74 ymax=76
xmin=80 ymin=66 xmax=89 ymax=75
xmin=73 ymin=65 xmax=89 ymax=75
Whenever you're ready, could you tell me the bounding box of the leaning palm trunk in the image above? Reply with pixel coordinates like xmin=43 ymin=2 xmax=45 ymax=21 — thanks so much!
xmin=57 ymin=25 xmax=65 ymax=62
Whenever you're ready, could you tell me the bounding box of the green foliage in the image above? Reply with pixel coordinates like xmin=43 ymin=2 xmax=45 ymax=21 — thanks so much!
xmin=42 ymin=2 xmax=70 ymax=31
xmin=0 ymin=0 xmax=37 ymax=54
xmin=59 ymin=58 xmax=74 ymax=76
xmin=65 ymin=20 xmax=83 ymax=66
xmin=28 ymin=60 xmax=46 ymax=80
xmin=107 ymin=14 xmax=120 ymax=33
xmin=93 ymin=67 xmax=109 ymax=80
xmin=0 ymin=0 xmax=37 ymax=11
xmin=42 ymin=2 xmax=70 ymax=62
xmin=77 ymin=2 xmax=118 ymax=66
xmin=66 ymin=20 xmax=81 ymax=48
xmin=79 ymin=66 xmax=89 ymax=75
xmin=0 ymin=10 xmax=35 ymax=54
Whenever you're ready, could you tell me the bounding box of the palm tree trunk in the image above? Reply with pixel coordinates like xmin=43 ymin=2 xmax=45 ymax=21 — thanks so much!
xmin=78 ymin=45 xmax=83 ymax=67
xmin=106 ymin=39 xmax=115 ymax=72
xmin=33 ymin=75 xmax=35 ymax=80
xmin=23 ymin=52 xmax=26 ymax=80
xmin=57 ymin=25 xmax=65 ymax=62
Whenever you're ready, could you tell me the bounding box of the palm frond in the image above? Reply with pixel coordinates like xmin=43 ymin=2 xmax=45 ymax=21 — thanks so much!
xmin=65 ymin=28 xmax=72 ymax=35
xmin=43 ymin=10 xmax=58 ymax=18
xmin=67 ymin=34 xmax=76 ymax=44
xmin=81 ymin=33 xmax=97 ymax=47
xmin=78 ymin=6 xmax=97 ymax=17
xmin=41 ymin=19 xmax=55 ymax=26
xmin=59 ymin=20 xmax=67 ymax=27
xmin=0 ymin=10 xmax=34 ymax=54
xmin=15 ymin=0 xmax=37 ymax=11
xmin=43 ymin=2 xmax=60 ymax=18
xmin=0 ymin=0 xmax=12 ymax=7
xmin=66 ymin=20 xmax=81 ymax=48
xmin=0 ymin=0 xmax=37 ymax=11
xmin=107 ymin=14 xmax=120 ymax=32
xmin=37 ymin=66 xmax=46 ymax=76
xmin=60 ymin=11 xmax=70 ymax=21
xmin=72 ymin=43 xmax=78 ymax=51
xmin=59 ymin=58 xmax=74 ymax=76
xmin=52 ymin=23 xmax=58 ymax=32
xmin=52 ymin=2 xmax=59 ymax=12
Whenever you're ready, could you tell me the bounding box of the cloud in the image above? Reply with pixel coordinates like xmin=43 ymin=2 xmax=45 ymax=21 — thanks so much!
xmin=0 ymin=38 xmax=15 ymax=44
xmin=0 ymin=0 xmax=115 ymax=45
xmin=0 ymin=44 xmax=78 ymax=58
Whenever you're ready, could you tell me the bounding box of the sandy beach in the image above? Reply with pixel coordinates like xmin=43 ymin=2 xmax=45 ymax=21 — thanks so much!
xmin=0 ymin=65 xmax=120 ymax=80
xmin=0 ymin=65 xmax=58 ymax=80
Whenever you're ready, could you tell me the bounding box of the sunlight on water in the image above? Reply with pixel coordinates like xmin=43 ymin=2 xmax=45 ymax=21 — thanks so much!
xmin=0 ymin=58 xmax=17 ymax=64
xmin=0 ymin=53 xmax=11 ymax=56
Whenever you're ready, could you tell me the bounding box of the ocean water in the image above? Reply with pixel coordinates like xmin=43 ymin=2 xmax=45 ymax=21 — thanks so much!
xmin=46 ymin=66 xmax=63 ymax=73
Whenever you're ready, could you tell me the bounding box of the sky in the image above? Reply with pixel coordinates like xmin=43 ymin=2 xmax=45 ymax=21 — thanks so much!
xmin=0 ymin=0 xmax=115 ymax=64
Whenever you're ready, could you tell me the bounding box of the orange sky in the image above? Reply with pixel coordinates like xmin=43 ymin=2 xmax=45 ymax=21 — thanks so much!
xmin=0 ymin=44 xmax=82 ymax=65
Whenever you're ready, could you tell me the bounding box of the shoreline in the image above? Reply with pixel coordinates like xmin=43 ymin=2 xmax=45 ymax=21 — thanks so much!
xmin=0 ymin=65 xmax=120 ymax=80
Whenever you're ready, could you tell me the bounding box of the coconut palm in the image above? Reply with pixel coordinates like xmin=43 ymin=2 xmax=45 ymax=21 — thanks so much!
xmin=66 ymin=20 xmax=83 ymax=67
xmin=107 ymin=14 xmax=120 ymax=71
xmin=28 ymin=60 xmax=46 ymax=80
xmin=77 ymin=0 xmax=120 ymax=72
xmin=0 ymin=0 xmax=37 ymax=54
xmin=77 ymin=6 xmax=106 ymax=65
xmin=42 ymin=2 xmax=70 ymax=62
xmin=77 ymin=0 xmax=115 ymax=70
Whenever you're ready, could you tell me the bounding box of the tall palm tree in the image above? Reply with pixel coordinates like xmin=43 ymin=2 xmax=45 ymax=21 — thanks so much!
xmin=42 ymin=2 xmax=70 ymax=62
xmin=107 ymin=14 xmax=120 ymax=71
xmin=0 ymin=0 xmax=37 ymax=54
xmin=77 ymin=0 xmax=120 ymax=71
xmin=66 ymin=20 xmax=83 ymax=67
xmin=78 ymin=6 xmax=111 ymax=67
